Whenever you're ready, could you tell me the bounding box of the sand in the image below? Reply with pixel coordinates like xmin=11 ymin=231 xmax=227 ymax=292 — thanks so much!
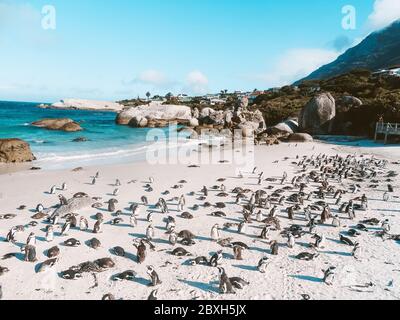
xmin=0 ymin=141 xmax=399 ymax=300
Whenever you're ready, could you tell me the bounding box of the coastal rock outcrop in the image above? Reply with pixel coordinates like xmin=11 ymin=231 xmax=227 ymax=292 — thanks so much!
xmin=269 ymin=119 xmax=299 ymax=134
xmin=32 ymin=119 xmax=83 ymax=132
xmin=0 ymin=139 xmax=36 ymax=163
xmin=50 ymin=99 xmax=124 ymax=112
xmin=299 ymin=93 xmax=336 ymax=135
xmin=116 ymin=102 xmax=193 ymax=127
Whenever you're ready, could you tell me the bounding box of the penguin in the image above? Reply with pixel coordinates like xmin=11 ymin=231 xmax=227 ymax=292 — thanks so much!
xmin=64 ymin=238 xmax=81 ymax=247
xmin=37 ymin=258 xmax=58 ymax=273
xmin=113 ymin=270 xmax=137 ymax=281
xmin=147 ymin=212 xmax=153 ymax=223
xmin=260 ymin=225 xmax=271 ymax=239
xmin=269 ymin=206 xmax=278 ymax=218
xmin=323 ymin=267 xmax=336 ymax=286
xmin=233 ymin=245 xmax=244 ymax=260
xmin=135 ymin=241 xmax=147 ymax=264
xmin=209 ymin=250 xmax=223 ymax=267
xmin=230 ymin=277 xmax=250 ymax=290
xmin=141 ymin=196 xmax=149 ymax=205
xmin=287 ymin=233 xmax=295 ymax=249
xmin=115 ymin=179 xmax=122 ymax=186
xmin=108 ymin=199 xmax=117 ymax=212
xmin=146 ymin=266 xmax=162 ymax=286
xmin=148 ymin=290 xmax=158 ymax=301
xmin=340 ymin=234 xmax=354 ymax=246
xmin=238 ymin=221 xmax=247 ymax=234
xmin=45 ymin=226 xmax=54 ymax=242
xmin=92 ymin=177 xmax=97 ymax=185
xmin=79 ymin=217 xmax=89 ymax=231
xmin=6 ymin=227 xmax=18 ymax=243
xmin=36 ymin=204 xmax=44 ymax=213
xmin=382 ymin=219 xmax=391 ymax=233
xmin=61 ymin=182 xmax=67 ymax=191
xmin=149 ymin=177 xmax=155 ymax=184
xmin=58 ymin=194 xmax=68 ymax=206
xmin=89 ymin=238 xmax=101 ymax=249
xmin=352 ymin=242 xmax=362 ymax=260
xmin=47 ymin=246 xmax=60 ymax=258
xmin=270 ymin=241 xmax=279 ymax=256
xmin=211 ymin=224 xmax=221 ymax=241
xmin=218 ymin=267 xmax=235 ymax=294
xmin=332 ymin=215 xmax=341 ymax=228
xmin=383 ymin=192 xmax=390 ymax=202
xmin=113 ymin=188 xmax=119 ymax=196
xmin=257 ymin=257 xmax=269 ymax=273
xmin=49 ymin=185 xmax=56 ymax=194
xmin=22 ymin=245 xmax=37 ymax=262
xmin=171 ymin=247 xmax=192 ymax=257
xmin=169 ymin=232 xmax=178 ymax=246
xmin=130 ymin=214 xmax=138 ymax=228
xmin=256 ymin=210 xmax=263 ymax=222
xmin=60 ymin=221 xmax=71 ymax=236
xmin=93 ymin=219 xmax=103 ymax=234
xmin=190 ymin=256 xmax=209 ymax=266
xmin=146 ymin=225 xmax=155 ymax=240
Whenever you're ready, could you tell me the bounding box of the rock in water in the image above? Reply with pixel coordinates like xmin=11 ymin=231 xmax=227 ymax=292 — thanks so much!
xmin=299 ymin=93 xmax=336 ymax=135
xmin=31 ymin=119 xmax=83 ymax=132
xmin=0 ymin=139 xmax=36 ymax=163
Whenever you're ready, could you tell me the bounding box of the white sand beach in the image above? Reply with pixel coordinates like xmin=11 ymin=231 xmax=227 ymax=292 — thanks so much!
xmin=0 ymin=141 xmax=399 ymax=300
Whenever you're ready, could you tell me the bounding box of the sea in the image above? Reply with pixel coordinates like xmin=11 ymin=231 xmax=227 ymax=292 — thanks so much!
xmin=0 ymin=101 xmax=196 ymax=170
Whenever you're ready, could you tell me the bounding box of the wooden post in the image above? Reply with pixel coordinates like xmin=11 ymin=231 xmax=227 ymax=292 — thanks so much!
xmin=384 ymin=124 xmax=388 ymax=145
xmin=374 ymin=123 xmax=378 ymax=141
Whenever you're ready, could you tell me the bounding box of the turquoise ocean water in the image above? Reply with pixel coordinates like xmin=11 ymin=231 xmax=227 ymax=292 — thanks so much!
xmin=0 ymin=101 xmax=193 ymax=170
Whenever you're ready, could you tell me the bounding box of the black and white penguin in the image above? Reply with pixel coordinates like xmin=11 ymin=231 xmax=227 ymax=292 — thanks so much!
xmin=135 ymin=240 xmax=147 ymax=264
xmin=22 ymin=245 xmax=37 ymax=262
xmin=323 ymin=266 xmax=336 ymax=286
xmin=218 ymin=267 xmax=235 ymax=294
xmin=93 ymin=219 xmax=103 ymax=234
xmin=257 ymin=257 xmax=269 ymax=273
xmin=79 ymin=217 xmax=89 ymax=231
xmin=270 ymin=241 xmax=279 ymax=255
xmin=36 ymin=204 xmax=44 ymax=213
xmin=171 ymin=247 xmax=192 ymax=257
xmin=49 ymin=185 xmax=56 ymax=195
xmin=209 ymin=250 xmax=223 ymax=267
xmin=113 ymin=270 xmax=137 ymax=281
xmin=146 ymin=224 xmax=155 ymax=240
xmin=147 ymin=266 xmax=162 ymax=286
xmin=211 ymin=224 xmax=221 ymax=241
xmin=148 ymin=289 xmax=158 ymax=300
xmin=60 ymin=221 xmax=71 ymax=236
xmin=6 ymin=227 xmax=18 ymax=243
xmin=230 ymin=277 xmax=250 ymax=290
xmin=64 ymin=238 xmax=81 ymax=247
xmin=45 ymin=226 xmax=54 ymax=242
xmin=47 ymin=246 xmax=60 ymax=258
xmin=58 ymin=194 xmax=68 ymax=206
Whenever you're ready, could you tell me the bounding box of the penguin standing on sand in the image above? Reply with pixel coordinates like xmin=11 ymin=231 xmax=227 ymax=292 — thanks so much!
xmin=218 ymin=267 xmax=235 ymax=294
xmin=146 ymin=225 xmax=155 ymax=240
xmin=61 ymin=182 xmax=67 ymax=191
xmin=6 ymin=227 xmax=19 ymax=243
xmin=287 ymin=233 xmax=295 ymax=249
xmin=60 ymin=221 xmax=71 ymax=236
xmin=147 ymin=266 xmax=162 ymax=287
xmin=270 ymin=241 xmax=279 ymax=255
xmin=211 ymin=224 xmax=220 ymax=241
xmin=257 ymin=257 xmax=269 ymax=273
xmin=49 ymin=185 xmax=56 ymax=194
xmin=93 ymin=219 xmax=103 ymax=234
xmin=323 ymin=267 xmax=336 ymax=286
xmin=58 ymin=195 xmax=68 ymax=206
xmin=130 ymin=214 xmax=138 ymax=228
xmin=209 ymin=250 xmax=223 ymax=267
xmin=79 ymin=217 xmax=89 ymax=231
xmin=169 ymin=232 xmax=178 ymax=246
xmin=45 ymin=226 xmax=54 ymax=242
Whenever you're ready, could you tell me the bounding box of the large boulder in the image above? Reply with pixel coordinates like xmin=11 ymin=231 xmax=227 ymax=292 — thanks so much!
xmin=337 ymin=96 xmax=363 ymax=110
xmin=270 ymin=119 xmax=299 ymax=134
xmin=116 ymin=102 xmax=192 ymax=127
xmin=31 ymin=118 xmax=83 ymax=132
xmin=0 ymin=139 xmax=36 ymax=163
xmin=50 ymin=196 xmax=96 ymax=219
xmin=237 ymin=109 xmax=266 ymax=134
xmin=128 ymin=116 xmax=148 ymax=128
xmin=299 ymin=93 xmax=336 ymax=134
xmin=288 ymin=133 xmax=314 ymax=142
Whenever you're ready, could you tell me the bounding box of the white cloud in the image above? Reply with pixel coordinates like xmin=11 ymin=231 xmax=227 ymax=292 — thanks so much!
xmin=128 ymin=69 xmax=177 ymax=89
xmin=185 ymin=70 xmax=209 ymax=95
xmin=368 ymin=0 xmax=400 ymax=30
xmin=255 ymin=48 xmax=339 ymax=87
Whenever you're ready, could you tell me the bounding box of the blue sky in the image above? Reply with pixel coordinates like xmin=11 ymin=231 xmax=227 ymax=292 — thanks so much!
xmin=0 ymin=0 xmax=399 ymax=102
